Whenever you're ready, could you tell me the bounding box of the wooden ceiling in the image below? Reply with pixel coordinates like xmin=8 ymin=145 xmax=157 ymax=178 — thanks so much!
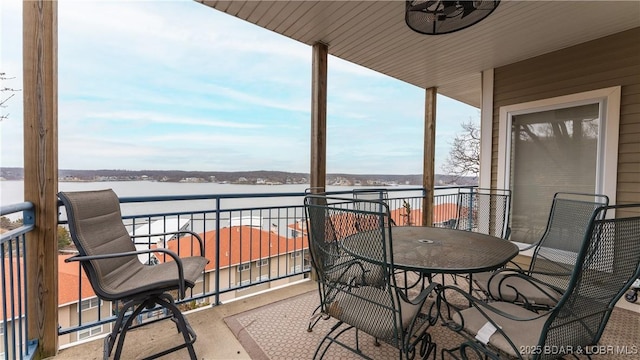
xmin=198 ymin=1 xmax=640 ymax=107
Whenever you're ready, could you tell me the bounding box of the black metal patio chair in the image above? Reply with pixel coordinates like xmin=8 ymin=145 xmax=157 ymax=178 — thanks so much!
xmin=454 ymin=188 xmax=511 ymax=239
xmin=445 ymin=188 xmax=511 ymax=287
xmin=437 ymin=203 xmax=640 ymax=360
xmin=305 ymin=194 xmax=389 ymax=332
xmin=472 ymin=192 xmax=608 ymax=309
xmin=353 ymin=188 xmax=397 ymax=227
xmin=305 ymin=194 xmax=438 ymax=360
xmin=58 ymin=189 xmax=209 ymax=360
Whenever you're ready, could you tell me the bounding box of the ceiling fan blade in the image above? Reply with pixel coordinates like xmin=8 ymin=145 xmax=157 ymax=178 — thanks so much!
xmin=408 ymin=0 xmax=440 ymax=12
xmin=460 ymin=1 xmax=477 ymax=18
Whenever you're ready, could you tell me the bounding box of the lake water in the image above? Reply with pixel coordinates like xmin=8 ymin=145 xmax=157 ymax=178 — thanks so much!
xmin=1 ymin=180 xmax=312 ymax=205
xmin=0 ymin=181 xmax=305 ymax=221
xmin=1 ymin=181 xmax=425 ymax=221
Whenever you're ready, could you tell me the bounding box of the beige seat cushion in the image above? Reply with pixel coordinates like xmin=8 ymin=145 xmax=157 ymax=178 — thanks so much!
xmin=327 ymin=255 xmax=385 ymax=287
xmin=452 ymin=301 xmax=549 ymax=359
xmin=474 ymin=271 xmax=562 ymax=307
xmin=327 ymin=286 xmax=421 ymax=341
xmin=102 ymin=256 xmax=209 ymax=298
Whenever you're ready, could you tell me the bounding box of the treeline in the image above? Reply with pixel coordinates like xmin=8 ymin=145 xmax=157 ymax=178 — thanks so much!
xmin=0 ymin=167 xmax=477 ymax=186
xmin=1 ymin=216 xmax=73 ymax=250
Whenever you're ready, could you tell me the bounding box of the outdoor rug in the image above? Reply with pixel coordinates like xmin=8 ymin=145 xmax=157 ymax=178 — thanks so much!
xmin=225 ymin=289 xmax=640 ymax=360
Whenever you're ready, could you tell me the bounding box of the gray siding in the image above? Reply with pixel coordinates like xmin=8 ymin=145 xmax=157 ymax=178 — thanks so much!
xmin=492 ymin=27 xmax=640 ymax=205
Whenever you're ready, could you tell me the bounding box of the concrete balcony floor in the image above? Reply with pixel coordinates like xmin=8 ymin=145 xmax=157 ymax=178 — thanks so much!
xmin=49 ymin=279 xmax=639 ymax=360
xmin=50 ymin=280 xmax=317 ymax=360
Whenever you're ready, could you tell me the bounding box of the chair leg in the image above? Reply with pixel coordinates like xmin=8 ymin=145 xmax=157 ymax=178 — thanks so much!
xmin=155 ymin=294 xmax=198 ymax=360
xmin=313 ymin=322 xmax=376 ymax=360
xmin=104 ymin=298 xmax=138 ymax=360
xmin=105 ymin=294 xmax=198 ymax=360
xmin=307 ymin=304 xmax=325 ymax=332
xmin=113 ymin=298 xmax=150 ymax=360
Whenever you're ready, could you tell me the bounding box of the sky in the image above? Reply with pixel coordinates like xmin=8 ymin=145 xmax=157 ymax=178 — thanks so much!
xmin=1 ymin=0 xmax=479 ymax=175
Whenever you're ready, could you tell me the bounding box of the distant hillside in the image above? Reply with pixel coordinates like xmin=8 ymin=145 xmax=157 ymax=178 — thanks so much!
xmin=0 ymin=167 xmax=477 ymax=186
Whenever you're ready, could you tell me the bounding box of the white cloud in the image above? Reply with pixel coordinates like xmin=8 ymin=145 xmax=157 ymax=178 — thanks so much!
xmin=86 ymin=110 xmax=266 ymax=129
xmin=2 ymin=0 xmax=478 ymax=174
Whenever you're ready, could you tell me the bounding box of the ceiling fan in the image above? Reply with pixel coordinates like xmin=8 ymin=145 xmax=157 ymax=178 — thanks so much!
xmin=405 ymin=0 xmax=500 ymax=35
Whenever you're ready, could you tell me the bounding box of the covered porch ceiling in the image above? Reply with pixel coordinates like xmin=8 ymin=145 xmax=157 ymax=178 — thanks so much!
xmin=198 ymin=1 xmax=639 ymax=107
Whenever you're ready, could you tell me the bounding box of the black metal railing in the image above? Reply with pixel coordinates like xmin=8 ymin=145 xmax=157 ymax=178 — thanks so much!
xmin=54 ymin=187 xmax=428 ymax=344
xmin=433 ymin=186 xmax=511 ymax=238
xmin=433 ymin=185 xmax=474 ymax=227
xmin=1 ymin=202 xmax=38 ymax=360
xmin=3 ymin=185 xmax=500 ymax=352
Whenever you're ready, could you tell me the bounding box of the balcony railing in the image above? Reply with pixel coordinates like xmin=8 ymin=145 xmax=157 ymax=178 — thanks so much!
xmin=1 ymin=202 xmax=38 ymax=360
xmin=3 ymin=185 xmax=488 ymax=356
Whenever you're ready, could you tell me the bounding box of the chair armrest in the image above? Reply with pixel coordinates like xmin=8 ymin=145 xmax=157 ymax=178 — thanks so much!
xmin=439 ymin=284 xmax=548 ymax=320
xmin=517 ymin=241 xmax=539 ymax=252
xmin=65 ymin=248 xmax=190 ymax=298
xmin=503 ymin=260 xmax=526 ymax=271
xmin=394 ymin=269 xmax=426 ymax=292
xmin=397 ymin=281 xmax=439 ymax=306
xmin=327 ymin=258 xmax=368 ymax=286
xmin=487 ymin=269 xmax=563 ymax=307
xmin=437 ymin=284 xmax=549 ymax=357
xmin=490 ymin=267 xmax=527 ymax=277
xmin=523 ymin=268 xmax=572 ymax=278
xmin=131 ymin=230 xmax=205 ymax=257
xmin=489 ymin=266 xmax=569 ymax=285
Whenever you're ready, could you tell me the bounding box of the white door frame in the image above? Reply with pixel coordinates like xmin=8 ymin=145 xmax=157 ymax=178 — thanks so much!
xmin=496 ymin=86 xmax=620 ymax=206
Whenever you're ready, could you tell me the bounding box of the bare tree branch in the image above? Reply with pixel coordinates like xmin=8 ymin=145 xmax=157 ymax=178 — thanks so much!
xmin=441 ymin=120 xmax=480 ymax=184
xmin=1 ymin=72 xmax=21 ymax=122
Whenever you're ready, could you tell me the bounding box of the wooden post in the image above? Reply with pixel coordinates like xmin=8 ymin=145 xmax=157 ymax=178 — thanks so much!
xmin=23 ymin=0 xmax=59 ymax=357
xmin=310 ymin=42 xmax=328 ymax=194
xmin=309 ymin=42 xmax=328 ymax=282
xmin=422 ymin=88 xmax=437 ymax=227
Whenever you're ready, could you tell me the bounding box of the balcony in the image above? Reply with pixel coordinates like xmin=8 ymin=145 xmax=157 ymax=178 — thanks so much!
xmin=48 ymin=280 xmax=638 ymax=360
xmin=52 ymin=280 xmax=318 ymax=359
xmin=3 ymin=186 xmax=639 ymax=359
xmin=2 ymin=186 xmax=427 ymax=359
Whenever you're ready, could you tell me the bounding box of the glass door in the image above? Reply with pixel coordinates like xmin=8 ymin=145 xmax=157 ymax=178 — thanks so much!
xmin=509 ymin=104 xmax=599 ymax=244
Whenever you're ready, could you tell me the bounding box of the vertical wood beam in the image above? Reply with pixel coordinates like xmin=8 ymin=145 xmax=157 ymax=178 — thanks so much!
xmin=23 ymin=0 xmax=59 ymax=357
xmin=310 ymin=42 xmax=328 ymax=193
xmin=422 ymin=88 xmax=437 ymax=226
xmin=309 ymin=42 xmax=328 ymax=282
xmin=479 ymin=69 xmax=494 ymax=188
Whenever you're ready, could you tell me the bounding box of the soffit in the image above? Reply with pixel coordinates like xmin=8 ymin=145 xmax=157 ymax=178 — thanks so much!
xmin=197 ymin=1 xmax=640 ymax=107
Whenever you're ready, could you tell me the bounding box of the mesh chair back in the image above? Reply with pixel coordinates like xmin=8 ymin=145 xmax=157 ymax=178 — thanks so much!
xmin=305 ymin=198 xmax=347 ymax=273
xmin=353 ymin=188 xmax=390 ymax=213
xmin=542 ymin=204 xmax=640 ymax=355
xmin=353 ymin=188 xmax=389 ymax=202
xmin=59 ymin=189 xmax=144 ymax=299
xmin=304 ymin=195 xmax=404 ymax=345
xmin=353 ymin=189 xmax=397 ymax=227
xmin=529 ymin=192 xmax=609 ymax=290
xmin=455 ymin=188 xmax=511 ymax=238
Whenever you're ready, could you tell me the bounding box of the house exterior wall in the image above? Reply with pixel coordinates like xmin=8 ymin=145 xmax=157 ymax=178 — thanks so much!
xmin=201 ymin=252 xmax=309 ymax=303
xmin=58 ymin=305 xmax=72 ymax=345
xmin=491 ymin=27 xmax=640 ymax=205
xmin=0 ymin=319 xmax=24 ymax=358
xmin=58 ymin=300 xmax=112 ymax=345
